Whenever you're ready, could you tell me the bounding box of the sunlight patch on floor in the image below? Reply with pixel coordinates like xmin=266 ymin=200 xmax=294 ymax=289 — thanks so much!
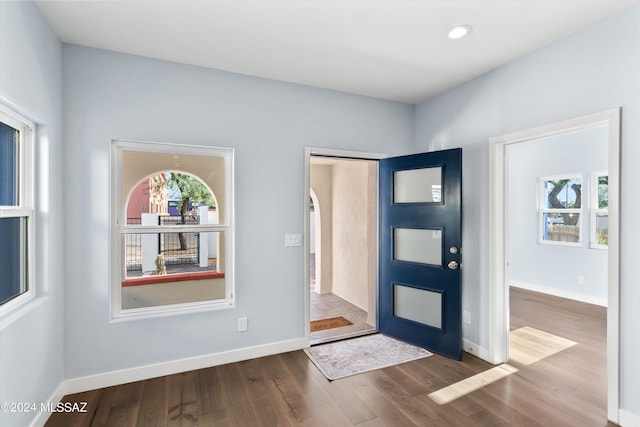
xmin=509 ymin=326 xmax=577 ymax=365
xmin=429 ymin=364 xmax=519 ymax=405
xmin=428 ymin=327 xmax=578 ymax=405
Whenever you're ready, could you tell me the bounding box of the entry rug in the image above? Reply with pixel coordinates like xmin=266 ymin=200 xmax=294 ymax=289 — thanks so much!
xmin=310 ymin=316 xmax=353 ymax=332
xmin=304 ymin=334 xmax=432 ymax=381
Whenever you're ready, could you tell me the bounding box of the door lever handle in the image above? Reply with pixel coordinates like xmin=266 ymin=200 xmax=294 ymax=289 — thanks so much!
xmin=447 ymin=261 xmax=459 ymax=270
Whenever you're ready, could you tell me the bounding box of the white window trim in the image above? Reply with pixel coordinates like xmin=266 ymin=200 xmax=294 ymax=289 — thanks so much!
xmin=0 ymin=104 xmax=36 ymax=317
xmin=590 ymin=170 xmax=608 ymax=250
xmin=538 ymin=173 xmax=583 ymax=247
xmin=110 ymin=140 xmax=235 ymax=320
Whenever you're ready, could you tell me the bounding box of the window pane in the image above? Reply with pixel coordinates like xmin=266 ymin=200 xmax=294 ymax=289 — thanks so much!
xmin=542 ymin=213 xmax=581 ymax=243
xmin=394 ymin=167 xmax=442 ymax=203
xmin=597 ymin=176 xmax=608 ymax=209
xmin=595 ymin=213 xmax=608 ymax=246
xmin=0 ymin=217 xmax=26 ymax=305
xmin=0 ymin=122 xmax=19 ymax=206
xmin=125 ymin=173 xmax=218 ymax=226
xmin=124 ymin=231 xmax=221 ymax=278
xmin=116 ymin=142 xmax=232 ymax=315
xmin=121 ymin=231 xmax=225 ymax=309
xmin=543 ymin=178 xmax=581 ymax=209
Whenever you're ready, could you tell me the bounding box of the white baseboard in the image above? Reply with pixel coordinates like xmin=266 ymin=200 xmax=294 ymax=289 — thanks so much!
xmin=24 ymin=336 xmax=488 ymax=426
xmin=462 ymin=339 xmax=491 ymax=362
xmin=27 ymin=337 xmax=305 ymax=426
xmin=29 ymin=384 xmax=66 ymax=427
xmin=26 ymin=336 xmax=637 ymax=427
xmin=620 ymin=409 xmax=640 ymax=427
xmin=64 ymin=337 xmax=306 ymax=396
xmin=64 ymin=337 xmax=306 ymax=395
xmin=510 ymin=281 xmax=607 ymax=307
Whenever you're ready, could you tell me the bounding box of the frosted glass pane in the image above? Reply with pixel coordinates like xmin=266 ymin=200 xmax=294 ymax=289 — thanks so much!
xmin=394 ymin=284 xmax=442 ymax=329
xmin=394 ymin=228 xmax=442 ymax=266
xmin=394 ymin=167 xmax=441 ymax=203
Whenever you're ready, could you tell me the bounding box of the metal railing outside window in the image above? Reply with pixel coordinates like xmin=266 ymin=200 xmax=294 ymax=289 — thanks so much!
xmin=125 ymin=216 xmax=201 ymax=272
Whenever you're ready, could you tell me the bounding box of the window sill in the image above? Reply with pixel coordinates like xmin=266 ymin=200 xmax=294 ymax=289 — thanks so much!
xmin=122 ymin=271 xmax=225 ymax=287
xmin=0 ymin=291 xmax=40 ymax=329
xmin=537 ymin=240 xmax=582 ymax=248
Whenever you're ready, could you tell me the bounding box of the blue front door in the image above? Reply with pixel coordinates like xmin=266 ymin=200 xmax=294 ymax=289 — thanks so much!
xmin=379 ymin=148 xmax=462 ymax=359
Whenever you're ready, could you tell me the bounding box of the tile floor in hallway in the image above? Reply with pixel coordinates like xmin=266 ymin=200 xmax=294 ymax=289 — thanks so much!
xmin=310 ymin=291 xmax=377 ymax=344
xmin=309 ymin=254 xmax=376 ymax=344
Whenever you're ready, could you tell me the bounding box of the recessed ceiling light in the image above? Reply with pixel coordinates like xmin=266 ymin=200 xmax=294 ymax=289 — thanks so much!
xmin=448 ymin=25 xmax=473 ymax=40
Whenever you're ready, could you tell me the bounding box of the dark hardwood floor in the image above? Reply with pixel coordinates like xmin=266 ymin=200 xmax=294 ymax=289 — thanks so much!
xmin=46 ymin=287 xmax=607 ymax=426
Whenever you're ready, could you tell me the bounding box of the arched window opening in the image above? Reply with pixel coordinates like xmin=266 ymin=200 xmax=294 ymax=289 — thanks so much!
xmin=124 ymin=172 xmax=220 ymax=280
xmin=112 ymin=140 xmax=234 ymax=317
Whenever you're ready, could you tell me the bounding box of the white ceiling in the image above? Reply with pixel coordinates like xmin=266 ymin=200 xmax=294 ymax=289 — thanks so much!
xmin=36 ymin=0 xmax=634 ymax=104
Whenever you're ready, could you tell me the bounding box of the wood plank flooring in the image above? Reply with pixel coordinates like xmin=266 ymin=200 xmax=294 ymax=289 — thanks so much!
xmin=45 ymin=288 xmax=607 ymax=426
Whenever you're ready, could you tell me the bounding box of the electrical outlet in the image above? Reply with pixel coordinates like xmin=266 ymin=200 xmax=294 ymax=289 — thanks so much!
xmin=463 ymin=310 xmax=471 ymax=325
xmin=238 ymin=317 xmax=248 ymax=332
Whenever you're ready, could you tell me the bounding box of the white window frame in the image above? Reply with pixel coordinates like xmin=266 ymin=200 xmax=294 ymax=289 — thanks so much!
xmin=538 ymin=173 xmax=583 ymax=247
xmin=590 ymin=170 xmax=608 ymax=249
xmin=0 ymin=104 xmax=35 ymax=317
xmin=110 ymin=140 xmax=234 ymax=319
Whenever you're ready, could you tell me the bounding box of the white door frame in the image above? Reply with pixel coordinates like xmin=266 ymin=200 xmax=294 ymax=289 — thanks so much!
xmin=303 ymin=147 xmax=387 ymax=347
xmin=488 ymin=108 xmax=620 ymax=423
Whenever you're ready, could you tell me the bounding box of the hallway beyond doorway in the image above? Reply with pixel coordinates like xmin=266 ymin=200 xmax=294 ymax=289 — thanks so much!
xmin=310 ymin=254 xmax=376 ymax=344
xmin=310 ymin=291 xmax=377 ymax=345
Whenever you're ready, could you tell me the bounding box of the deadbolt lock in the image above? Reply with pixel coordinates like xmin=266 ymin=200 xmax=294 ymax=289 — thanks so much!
xmin=448 ymin=260 xmax=459 ymax=270
xmin=449 ymin=246 xmax=458 ymax=254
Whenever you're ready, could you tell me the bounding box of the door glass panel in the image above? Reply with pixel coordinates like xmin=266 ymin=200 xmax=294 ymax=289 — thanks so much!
xmin=394 ymin=167 xmax=441 ymax=203
xmin=394 ymin=284 xmax=442 ymax=329
xmin=394 ymin=228 xmax=442 ymax=266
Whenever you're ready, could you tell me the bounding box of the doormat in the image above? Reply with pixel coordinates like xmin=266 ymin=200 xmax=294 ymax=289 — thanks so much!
xmin=310 ymin=316 xmax=353 ymax=332
xmin=304 ymin=334 xmax=432 ymax=380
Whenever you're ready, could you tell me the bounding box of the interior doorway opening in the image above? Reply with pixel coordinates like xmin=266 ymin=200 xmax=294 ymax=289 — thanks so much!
xmin=309 ymin=155 xmax=378 ymax=344
xmin=504 ymin=126 xmax=609 ymax=422
xmin=489 ymin=108 xmax=620 ymax=423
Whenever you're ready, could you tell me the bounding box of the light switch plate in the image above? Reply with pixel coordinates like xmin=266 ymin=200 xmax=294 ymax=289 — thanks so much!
xmin=285 ymin=233 xmax=302 ymax=247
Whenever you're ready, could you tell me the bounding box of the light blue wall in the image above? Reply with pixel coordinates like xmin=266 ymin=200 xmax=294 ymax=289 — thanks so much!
xmin=414 ymin=3 xmax=640 ymax=417
xmin=62 ymin=45 xmax=414 ymax=378
xmin=507 ymin=126 xmax=608 ymax=304
xmin=0 ymin=2 xmax=65 ymax=427
xmin=5 ymin=1 xmax=640 ymax=424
